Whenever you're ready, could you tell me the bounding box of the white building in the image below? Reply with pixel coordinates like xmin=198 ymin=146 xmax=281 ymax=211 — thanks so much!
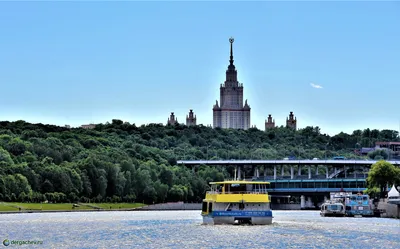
xmin=212 ymin=37 xmax=250 ymax=130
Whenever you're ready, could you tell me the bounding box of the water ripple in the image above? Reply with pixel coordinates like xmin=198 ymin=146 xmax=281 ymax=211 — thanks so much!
xmin=1 ymin=210 xmax=399 ymax=248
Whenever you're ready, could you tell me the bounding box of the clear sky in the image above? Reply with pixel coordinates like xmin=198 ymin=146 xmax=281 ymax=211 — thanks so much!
xmin=0 ymin=1 xmax=399 ymax=136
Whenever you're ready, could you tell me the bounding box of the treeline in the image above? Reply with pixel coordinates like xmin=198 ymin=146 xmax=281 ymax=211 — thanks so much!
xmin=0 ymin=119 xmax=398 ymax=204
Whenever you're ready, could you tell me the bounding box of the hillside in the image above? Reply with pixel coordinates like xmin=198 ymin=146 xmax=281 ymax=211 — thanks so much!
xmin=0 ymin=119 xmax=398 ymax=204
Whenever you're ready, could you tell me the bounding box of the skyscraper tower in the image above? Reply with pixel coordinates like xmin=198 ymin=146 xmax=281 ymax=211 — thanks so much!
xmin=167 ymin=112 xmax=178 ymax=125
xmin=286 ymin=111 xmax=297 ymax=129
xmin=265 ymin=114 xmax=275 ymax=130
xmin=186 ymin=109 xmax=197 ymax=126
xmin=213 ymin=37 xmax=251 ymax=130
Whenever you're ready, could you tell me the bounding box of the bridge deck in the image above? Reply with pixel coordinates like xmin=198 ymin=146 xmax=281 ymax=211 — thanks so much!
xmin=177 ymin=159 xmax=400 ymax=166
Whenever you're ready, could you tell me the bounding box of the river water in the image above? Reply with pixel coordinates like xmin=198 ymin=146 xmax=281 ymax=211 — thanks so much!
xmin=1 ymin=210 xmax=399 ymax=248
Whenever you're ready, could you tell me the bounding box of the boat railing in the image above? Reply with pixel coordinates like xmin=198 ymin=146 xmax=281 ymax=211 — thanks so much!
xmin=207 ymin=190 xmax=269 ymax=195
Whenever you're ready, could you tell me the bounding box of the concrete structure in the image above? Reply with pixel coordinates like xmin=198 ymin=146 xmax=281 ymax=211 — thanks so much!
xmin=213 ymin=37 xmax=250 ymax=130
xmin=186 ymin=109 xmax=197 ymax=126
xmin=265 ymin=114 xmax=275 ymax=129
xmin=167 ymin=112 xmax=178 ymax=125
xmin=80 ymin=124 xmax=95 ymax=129
xmin=177 ymin=159 xmax=400 ymax=208
xmin=177 ymin=159 xmax=400 ymax=168
xmin=286 ymin=111 xmax=297 ymax=129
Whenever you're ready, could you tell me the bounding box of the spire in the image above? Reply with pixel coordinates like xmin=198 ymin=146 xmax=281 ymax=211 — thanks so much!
xmin=229 ymin=37 xmax=234 ymax=66
xmin=226 ymin=37 xmax=238 ymax=83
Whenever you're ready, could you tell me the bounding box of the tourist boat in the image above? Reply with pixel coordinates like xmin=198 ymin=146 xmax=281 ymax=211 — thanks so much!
xmin=320 ymin=201 xmax=346 ymax=217
xmin=201 ymin=180 xmax=273 ymax=225
xmin=345 ymin=193 xmax=374 ymax=217
xmin=320 ymin=192 xmax=349 ymax=217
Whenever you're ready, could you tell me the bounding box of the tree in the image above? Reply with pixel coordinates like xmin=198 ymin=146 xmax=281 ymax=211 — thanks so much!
xmin=367 ymin=160 xmax=399 ymax=198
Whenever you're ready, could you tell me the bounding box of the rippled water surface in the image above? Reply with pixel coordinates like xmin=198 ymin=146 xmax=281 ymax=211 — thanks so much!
xmin=2 ymin=210 xmax=399 ymax=248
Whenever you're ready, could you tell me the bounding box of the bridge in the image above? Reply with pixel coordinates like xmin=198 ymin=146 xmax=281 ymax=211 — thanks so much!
xmin=177 ymin=159 xmax=400 ymax=167
xmin=177 ymin=159 xmax=400 ymax=208
xmin=177 ymin=159 xmax=400 ymax=180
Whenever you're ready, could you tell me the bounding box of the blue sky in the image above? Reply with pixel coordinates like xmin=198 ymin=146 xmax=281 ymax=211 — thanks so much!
xmin=0 ymin=1 xmax=399 ymax=135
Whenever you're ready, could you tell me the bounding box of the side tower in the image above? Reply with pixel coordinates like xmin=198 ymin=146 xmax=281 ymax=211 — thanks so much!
xmin=212 ymin=37 xmax=251 ymax=130
xmin=167 ymin=112 xmax=178 ymax=125
xmin=186 ymin=109 xmax=197 ymax=126
xmin=286 ymin=111 xmax=297 ymax=129
xmin=265 ymin=114 xmax=275 ymax=130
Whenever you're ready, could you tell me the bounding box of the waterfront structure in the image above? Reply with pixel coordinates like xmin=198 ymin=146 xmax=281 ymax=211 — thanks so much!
xmin=212 ymin=37 xmax=251 ymax=130
xmin=201 ymin=180 xmax=273 ymax=225
xmin=167 ymin=112 xmax=178 ymax=125
xmin=265 ymin=114 xmax=275 ymax=130
xmin=186 ymin=109 xmax=197 ymax=126
xmin=178 ymin=159 xmax=400 ymax=208
xmin=81 ymin=124 xmax=95 ymax=129
xmin=286 ymin=111 xmax=297 ymax=129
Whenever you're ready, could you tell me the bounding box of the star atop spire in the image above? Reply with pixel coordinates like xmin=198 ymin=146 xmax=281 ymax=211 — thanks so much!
xmin=229 ymin=37 xmax=234 ymax=66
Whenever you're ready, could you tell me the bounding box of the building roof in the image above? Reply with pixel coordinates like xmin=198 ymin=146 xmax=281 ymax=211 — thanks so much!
xmin=376 ymin=142 xmax=400 ymax=145
xmin=361 ymin=148 xmax=375 ymax=153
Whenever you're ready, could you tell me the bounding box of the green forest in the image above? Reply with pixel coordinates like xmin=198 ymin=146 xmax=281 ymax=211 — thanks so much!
xmin=0 ymin=119 xmax=399 ymax=204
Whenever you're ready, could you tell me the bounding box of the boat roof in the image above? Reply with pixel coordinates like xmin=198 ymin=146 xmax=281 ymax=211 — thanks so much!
xmin=209 ymin=180 xmax=270 ymax=185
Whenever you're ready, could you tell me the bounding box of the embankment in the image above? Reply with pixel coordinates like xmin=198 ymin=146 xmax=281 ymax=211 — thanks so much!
xmin=137 ymin=202 xmax=201 ymax=210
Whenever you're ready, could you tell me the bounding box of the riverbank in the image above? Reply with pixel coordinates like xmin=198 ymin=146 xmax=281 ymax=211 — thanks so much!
xmin=0 ymin=202 xmax=145 ymax=214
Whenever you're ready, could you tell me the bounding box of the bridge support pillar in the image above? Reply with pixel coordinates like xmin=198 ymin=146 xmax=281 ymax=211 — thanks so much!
xmin=238 ymin=166 xmax=241 ymax=180
xmin=300 ymin=195 xmax=305 ymax=209
xmin=290 ymin=166 xmax=294 ymax=179
xmin=298 ymin=165 xmax=301 ymax=176
xmin=316 ymin=166 xmax=319 ymax=175
xmin=344 ymin=166 xmax=347 ymax=178
xmin=308 ymin=166 xmax=311 ymax=179
xmin=273 ymin=166 xmax=277 ymax=180
xmin=281 ymin=166 xmax=284 ymax=176
xmin=254 ymin=167 xmax=259 ymax=178
xmin=307 ymin=196 xmax=313 ymax=208
xmin=326 ymin=166 xmax=329 ymax=178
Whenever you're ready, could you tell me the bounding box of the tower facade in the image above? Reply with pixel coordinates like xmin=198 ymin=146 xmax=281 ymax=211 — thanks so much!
xmin=265 ymin=114 xmax=275 ymax=130
xmin=186 ymin=109 xmax=197 ymax=126
xmin=167 ymin=112 xmax=178 ymax=125
xmin=212 ymin=37 xmax=251 ymax=130
xmin=286 ymin=111 xmax=297 ymax=129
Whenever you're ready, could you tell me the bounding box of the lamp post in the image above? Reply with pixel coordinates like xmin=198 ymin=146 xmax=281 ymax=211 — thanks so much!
xmin=355 ymin=143 xmax=360 ymax=158
xmin=236 ymin=145 xmax=241 ymax=160
xmin=325 ymin=142 xmax=329 ymax=160
xmin=206 ymin=145 xmax=211 ymax=160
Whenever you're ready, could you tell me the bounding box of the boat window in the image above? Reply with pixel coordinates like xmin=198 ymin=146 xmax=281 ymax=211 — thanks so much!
xmin=363 ymin=197 xmax=368 ymax=202
xmin=239 ymin=203 xmax=244 ymax=210
xmin=208 ymin=202 xmax=213 ymax=213
xmin=230 ymin=184 xmax=247 ymax=193
xmin=202 ymin=202 xmax=208 ymax=212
